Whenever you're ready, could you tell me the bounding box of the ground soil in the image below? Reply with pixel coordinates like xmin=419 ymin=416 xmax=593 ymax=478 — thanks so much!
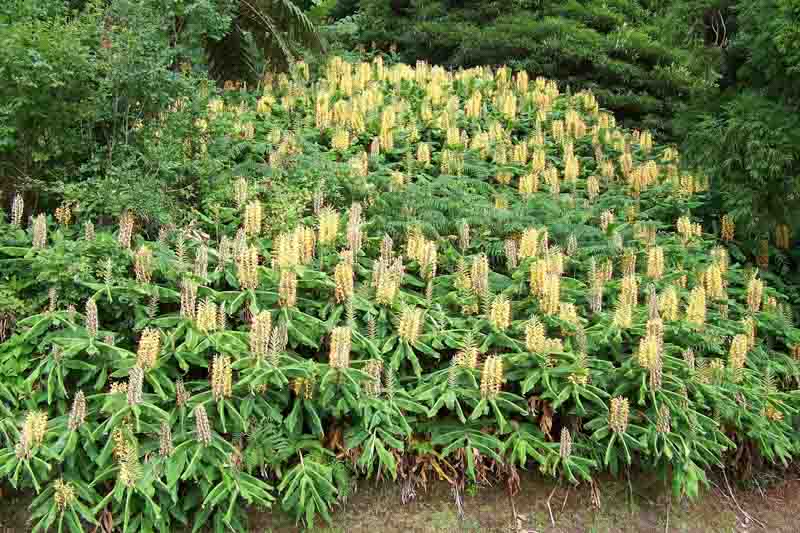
xmin=3 ymin=470 xmax=799 ymax=532
xmin=250 ymin=469 xmax=800 ymax=532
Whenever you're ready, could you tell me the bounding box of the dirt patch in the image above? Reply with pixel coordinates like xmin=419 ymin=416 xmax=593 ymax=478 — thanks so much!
xmin=3 ymin=470 xmax=800 ymax=532
xmin=0 ymin=490 xmax=33 ymax=533
xmin=251 ymin=469 xmax=800 ymax=532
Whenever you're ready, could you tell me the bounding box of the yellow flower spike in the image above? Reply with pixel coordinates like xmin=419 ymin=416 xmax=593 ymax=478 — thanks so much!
xmin=722 ymin=215 xmax=736 ymax=241
xmin=118 ymin=211 xmax=135 ymax=249
xmin=471 ymin=254 xmax=490 ymax=298
xmin=31 ymin=214 xmax=47 ymax=249
xmin=243 ymin=200 xmax=263 ymax=237
xmin=525 ymin=317 xmax=547 ymax=353
xmin=551 ymin=120 xmax=565 ymax=143
xmin=136 ymin=328 xmax=160 ymax=370
xmin=540 ymin=272 xmax=561 ymax=315
xmin=637 ymin=334 xmax=660 ymax=372
xmin=493 ymin=142 xmax=508 ymax=166
xmin=194 ymin=245 xmax=209 ymax=279
xmin=489 ymin=295 xmax=511 ymax=331
xmin=728 ymin=334 xmax=749 ymax=380
xmin=676 ymin=216 xmax=695 ymax=242
xmin=564 ymin=153 xmax=579 ymax=183
xmin=159 ymin=422 xmax=174 ymax=457
xmin=519 ymin=172 xmax=539 ymax=197
xmin=711 ymin=246 xmax=729 ymax=273
xmin=446 ymin=126 xmax=461 ymax=147
xmin=518 ymin=228 xmax=540 ymax=259
xmin=647 ymin=246 xmax=664 ymax=279
xmin=480 ymin=355 xmax=503 ymax=399
xmin=686 ymin=286 xmax=707 ymax=326
xmin=379 ymin=124 xmax=394 ymax=151
xmin=559 ymin=428 xmax=573 ymax=458
xmin=68 ymin=391 xmax=86 ymax=431
xmin=558 ymin=302 xmax=579 ymax=326
xmin=126 ymin=366 xmax=144 ymax=406
xmin=211 ymin=355 xmax=233 ymax=401
xmin=83 ymin=221 xmax=95 ymax=241
xmin=656 ymin=406 xmax=671 ymax=434
xmin=704 ymin=263 xmax=725 ymax=300
xmin=329 ymin=326 xmax=352 ymax=369
xmin=620 ymin=274 xmax=638 ymax=307
xmin=278 ymin=270 xmax=297 ymax=308
xmin=390 ymin=170 xmax=406 ymax=191
xmin=608 ymin=397 xmax=630 ymax=434
xmin=196 ymin=298 xmax=218 ymax=333
xmin=53 ymin=479 xmax=76 ymax=510
xmin=742 ymin=317 xmax=757 ymax=349
xmin=658 ymin=286 xmax=679 ymax=321
xmin=250 ymin=311 xmax=272 ymax=360
xmin=587 ymin=175 xmax=600 ymax=201
xmin=746 ymin=276 xmax=764 ymax=313
xmin=365 ymin=360 xmax=384 ymax=397
xmin=334 ymin=262 xmax=354 ymax=303
xmin=496 ymin=170 xmax=513 ymax=186
xmin=380 ymin=234 xmax=395 ymax=261
xmin=25 ymin=410 xmax=48 ymax=445
xmin=10 ymin=193 xmax=24 ymax=227
xmin=613 ymin=298 xmax=633 ymax=329
xmin=54 ymin=204 xmax=72 ymax=226
xmin=134 ymin=246 xmax=154 ymax=284
xmin=318 ymin=207 xmax=339 ymax=246
xmin=180 ymin=278 xmax=198 ymax=318
xmin=85 ymin=299 xmax=99 ymax=338
xmin=416 ymin=142 xmax=431 ymax=166
xmin=373 ymin=256 xmax=403 ymax=305
xmin=466 ymin=91 xmax=482 ymax=118
xmin=600 ymin=210 xmax=615 ymax=233
xmin=398 ymin=306 xmax=424 ymax=343
xmin=531 ymin=149 xmax=546 ymax=173
xmin=544 ymin=166 xmax=560 ymax=195
xmin=505 ymin=239 xmax=519 ymax=270
xmin=331 ymin=128 xmax=350 ymax=151
xmin=194 ymin=405 xmax=212 ymax=446
xmin=273 ymin=230 xmax=300 ymax=270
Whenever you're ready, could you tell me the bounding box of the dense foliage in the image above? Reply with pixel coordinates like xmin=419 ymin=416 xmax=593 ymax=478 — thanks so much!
xmin=345 ymin=0 xmax=800 ymax=280
xmin=680 ymin=0 xmax=800 ymax=253
xmin=2 ymin=57 xmax=799 ymax=531
xmin=4 ymin=0 xmax=798 ymax=255
xmin=352 ymin=0 xmax=721 ymax=136
xmin=0 ymin=0 xmax=319 ymax=224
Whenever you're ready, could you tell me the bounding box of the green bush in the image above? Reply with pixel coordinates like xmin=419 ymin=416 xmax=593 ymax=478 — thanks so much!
xmin=0 ymin=0 xmax=321 ymax=224
xmin=0 ymin=0 xmax=206 ymax=219
xmin=1 ymin=57 xmax=799 ymax=532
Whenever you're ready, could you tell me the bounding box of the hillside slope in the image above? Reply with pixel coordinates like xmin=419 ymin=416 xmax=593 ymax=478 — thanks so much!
xmin=0 ymin=57 xmax=798 ymax=531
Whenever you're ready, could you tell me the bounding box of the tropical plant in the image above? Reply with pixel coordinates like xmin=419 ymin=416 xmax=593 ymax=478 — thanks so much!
xmin=1 ymin=56 xmax=799 ymax=531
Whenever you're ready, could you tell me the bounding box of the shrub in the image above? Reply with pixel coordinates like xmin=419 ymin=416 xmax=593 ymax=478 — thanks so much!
xmin=0 ymin=0 xmax=321 ymax=225
xmin=1 ymin=57 xmax=799 ymax=532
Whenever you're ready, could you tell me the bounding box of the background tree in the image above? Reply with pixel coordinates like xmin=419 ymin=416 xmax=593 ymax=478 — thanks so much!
xmin=679 ymin=0 xmax=800 ymax=265
xmin=205 ymin=0 xmax=323 ymax=82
